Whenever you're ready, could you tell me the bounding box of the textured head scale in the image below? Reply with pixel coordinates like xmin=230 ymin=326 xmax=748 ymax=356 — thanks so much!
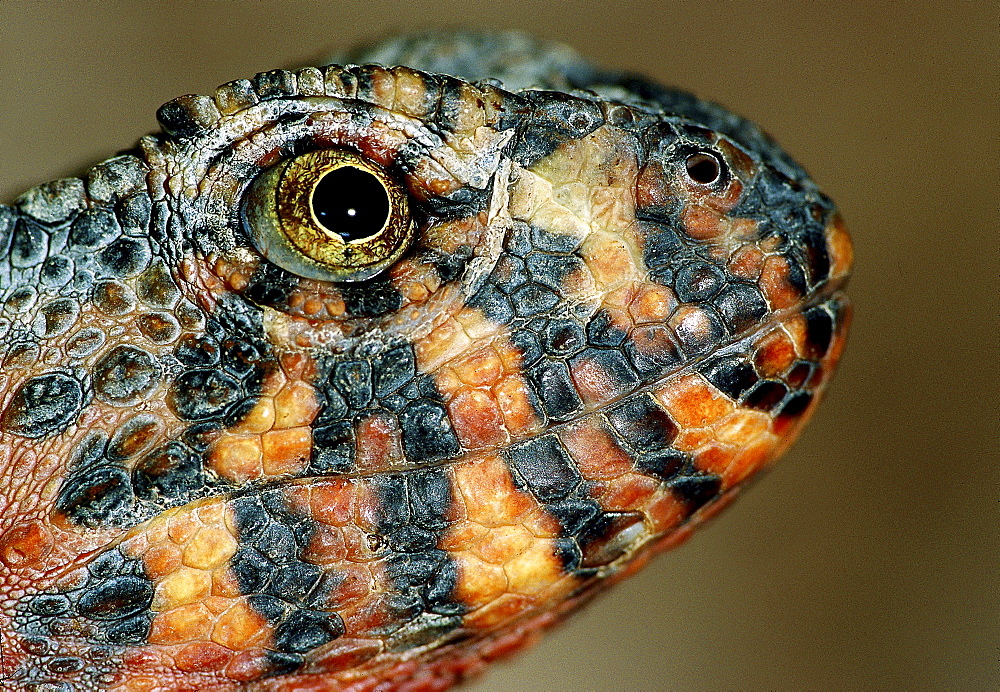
xmin=0 ymin=32 xmax=850 ymax=690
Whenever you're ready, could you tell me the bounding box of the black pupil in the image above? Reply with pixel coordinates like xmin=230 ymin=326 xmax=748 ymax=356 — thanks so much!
xmin=686 ymin=153 xmax=722 ymax=185
xmin=311 ymin=165 xmax=390 ymax=241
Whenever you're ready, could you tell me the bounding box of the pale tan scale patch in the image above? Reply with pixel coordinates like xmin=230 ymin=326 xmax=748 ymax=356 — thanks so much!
xmin=414 ymin=315 xmax=473 ymax=372
xmin=390 ymin=67 xmax=431 ymax=118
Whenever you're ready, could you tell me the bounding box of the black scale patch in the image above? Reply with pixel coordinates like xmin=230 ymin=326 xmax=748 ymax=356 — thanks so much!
xmin=53 ymin=298 xmax=275 ymax=530
xmin=14 ymin=547 xmax=156 ymax=688
xmin=502 ymin=434 xmax=638 ymax=572
xmin=310 ymin=343 xmax=462 ymax=473
xmin=369 ymin=468 xmax=466 ymax=649
xmin=229 ymin=490 xmax=345 ymax=660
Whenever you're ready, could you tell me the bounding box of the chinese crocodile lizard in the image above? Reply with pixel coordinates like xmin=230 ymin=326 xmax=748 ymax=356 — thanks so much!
xmin=0 ymin=31 xmax=852 ymax=691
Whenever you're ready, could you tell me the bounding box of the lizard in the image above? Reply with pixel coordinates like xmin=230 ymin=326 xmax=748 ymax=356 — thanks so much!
xmin=0 ymin=31 xmax=852 ymax=691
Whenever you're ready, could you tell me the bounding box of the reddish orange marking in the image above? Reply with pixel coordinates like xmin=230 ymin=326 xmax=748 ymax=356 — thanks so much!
xmin=493 ymin=375 xmax=544 ymax=436
xmin=681 ymin=205 xmax=725 ymax=240
xmin=658 ymin=373 xmax=734 ymax=428
xmin=826 ymin=214 xmax=854 ymax=279
xmin=629 ymin=283 xmax=678 ymax=324
xmin=562 ymin=420 xmax=636 ymax=480
xmin=354 ymin=411 xmax=404 ymax=472
xmin=591 ymin=473 xmax=660 ymax=511
xmin=754 ymin=328 xmax=799 ymax=377
xmin=448 ymin=387 xmax=507 ymax=449
xmin=0 ymin=521 xmax=52 ymax=568
xmin=728 ymin=244 xmax=766 ymax=280
xmin=570 ymin=353 xmax=630 ymax=407
xmin=759 ymin=254 xmax=802 ymax=309
xmin=175 ymin=641 xmax=232 ymax=673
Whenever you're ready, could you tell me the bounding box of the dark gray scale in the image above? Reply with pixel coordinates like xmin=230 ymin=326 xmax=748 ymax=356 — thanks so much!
xmin=228 ymin=492 xmax=345 ymax=662
xmin=93 ymin=345 xmax=160 ymax=407
xmin=624 ymin=324 xmax=684 ymax=379
xmin=603 ymin=394 xmax=688 ymax=482
xmin=713 ymin=282 xmax=769 ymax=335
xmin=503 ymin=434 xmax=651 ymax=572
xmin=17 ymin=546 xmax=155 ymax=660
xmin=698 ymin=353 xmax=759 ymax=401
xmin=507 ymin=90 xmax=606 ymax=167
xmin=311 ymin=344 xmax=464 ymax=473
xmin=371 ymin=468 xmax=465 ymax=644
xmin=0 ymin=371 xmax=85 ymax=439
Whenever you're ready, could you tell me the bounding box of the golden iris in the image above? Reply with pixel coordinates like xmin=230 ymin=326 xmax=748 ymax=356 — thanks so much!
xmin=243 ymin=149 xmax=412 ymax=282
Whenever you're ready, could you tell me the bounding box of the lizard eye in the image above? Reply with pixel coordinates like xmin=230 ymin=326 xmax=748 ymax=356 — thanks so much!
xmin=242 ymin=149 xmax=413 ymax=282
xmin=684 ymin=151 xmax=724 ymax=186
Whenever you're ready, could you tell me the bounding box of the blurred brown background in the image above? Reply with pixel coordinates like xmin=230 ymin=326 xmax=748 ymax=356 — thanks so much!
xmin=0 ymin=2 xmax=994 ymax=689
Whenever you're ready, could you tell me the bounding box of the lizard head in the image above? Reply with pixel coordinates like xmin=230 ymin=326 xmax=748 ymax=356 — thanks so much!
xmin=0 ymin=37 xmax=851 ymax=690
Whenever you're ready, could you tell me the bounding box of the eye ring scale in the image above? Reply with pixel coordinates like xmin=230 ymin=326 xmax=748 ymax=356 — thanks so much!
xmin=242 ymin=149 xmax=413 ymax=283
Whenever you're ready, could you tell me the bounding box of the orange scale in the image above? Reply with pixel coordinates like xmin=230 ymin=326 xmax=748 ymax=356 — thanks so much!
xmin=310 ymin=638 xmax=383 ymax=676
xmin=301 ymin=523 xmax=348 ymax=565
xmin=726 ymin=438 xmax=779 ymax=485
xmin=439 ymin=520 xmax=490 ymax=551
xmin=753 ymin=328 xmax=798 ymax=378
xmin=644 ymin=491 xmax=687 ymax=532
xmin=451 ymin=345 xmax=505 ymax=387
xmin=139 ymin=543 xmax=183 ymax=580
xmin=341 ymin=525 xmax=380 ymax=564
xmin=149 ymin=603 xmax=215 ymax=646
xmin=354 ymin=412 xmax=404 ymax=473
xmin=352 ymin=481 xmax=382 ymax=536
xmin=167 ymin=512 xmax=201 ymax=546
xmin=521 ymin=507 xmax=563 ymax=539
xmin=174 ymin=642 xmax=233 ymax=674
xmin=561 ymin=420 xmax=635 ymax=480
xmin=208 ymin=435 xmax=263 ymax=484
xmin=452 ymin=552 xmax=509 ymax=608
xmin=210 ymin=565 xmax=243 ymax=598
xmin=781 ymin=314 xmax=809 ymax=355
xmin=693 ymin=445 xmax=738 ymax=479
xmin=681 ymin=205 xmax=725 ymax=240
xmin=272 ymin=380 xmax=320 ymax=429
xmin=323 ymin=563 xmax=373 ymax=610
xmin=590 ymin=473 xmax=660 ymax=512
xmin=628 ymin=283 xmax=678 ymax=325
xmin=759 ymin=255 xmax=802 ymax=310
xmin=471 ymin=524 xmax=536 ymax=566
xmin=492 ymin=375 xmax=545 ymax=436
xmin=727 ymin=244 xmax=766 ymax=280
xmin=713 ymin=408 xmax=772 ymax=445
xmin=202 ymin=595 xmax=233 ymax=616
xmin=672 ymin=426 xmax=714 ymax=452
xmin=825 ymin=215 xmax=854 ymax=278
xmin=454 ymin=455 xmax=536 ymax=528
xmin=225 ymin=649 xmax=285 ymax=683
xmin=657 ymin=373 xmax=734 ymax=428
xmin=309 ymin=479 xmax=356 ymax=526
xmin=448 ymin=388 xmax=507 ymax=450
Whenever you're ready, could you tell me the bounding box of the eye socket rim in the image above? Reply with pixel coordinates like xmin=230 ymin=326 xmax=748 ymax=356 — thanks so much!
xmin=684 ymin=150 xmax=726 ymax=186
xmin=242 ymin=148 xmax=413 ymax=283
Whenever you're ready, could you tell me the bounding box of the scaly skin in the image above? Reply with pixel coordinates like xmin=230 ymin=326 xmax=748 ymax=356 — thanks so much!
xmin=0 ymin=32 xmax=851 ymax=691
